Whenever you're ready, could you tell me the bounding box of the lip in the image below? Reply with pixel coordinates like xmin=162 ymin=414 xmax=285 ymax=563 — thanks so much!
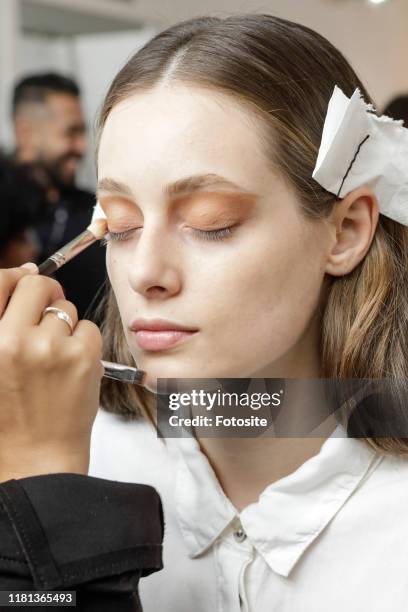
xmin=130 ymin=318 xmax=199 ymax=352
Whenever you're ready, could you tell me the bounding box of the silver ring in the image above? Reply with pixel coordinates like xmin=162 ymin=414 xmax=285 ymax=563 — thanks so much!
xmin=42 ymin=307 xmax=74 ymax=334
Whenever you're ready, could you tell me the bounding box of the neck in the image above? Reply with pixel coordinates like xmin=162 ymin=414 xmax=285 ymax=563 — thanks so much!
xmin=198 ymin=404 xmax=337 ymax=513
xmin=198 ymin=314 xmax=337 ymax=512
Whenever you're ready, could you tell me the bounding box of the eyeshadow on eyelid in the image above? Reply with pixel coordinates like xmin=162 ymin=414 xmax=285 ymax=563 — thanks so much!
xmin=100 ymin=191 xmax=258 ymax=222
xmin=105 ymin=216 xmax=142 ymax=230
xmin=179 ymin=193 xmax=257 ymax=217
xmin=186 ymin=211 xmax=241 ymax=226
xmin=101 ymin=202 xmax=141 ymax=220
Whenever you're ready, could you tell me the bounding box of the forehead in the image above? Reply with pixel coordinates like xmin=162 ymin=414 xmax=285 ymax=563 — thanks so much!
xmin=97 ymin=84 xmax=272 ymax=192
xmin=45 ymin=93 xmax=83 ymax=121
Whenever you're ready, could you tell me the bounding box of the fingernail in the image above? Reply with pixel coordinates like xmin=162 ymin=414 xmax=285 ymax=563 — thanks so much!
xmin=20 ymin=262 xmax=38 ymax=272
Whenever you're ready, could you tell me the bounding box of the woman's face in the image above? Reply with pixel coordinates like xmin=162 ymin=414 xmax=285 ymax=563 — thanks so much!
xmin=97 ymin=84 xmax=332 ymax=392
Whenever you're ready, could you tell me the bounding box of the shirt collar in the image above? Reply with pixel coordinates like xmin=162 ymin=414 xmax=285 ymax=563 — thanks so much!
xmin=169 ymin=425 xmax=382 ymax=576
xmin=169 ymin=436 xmax=237 ymax=556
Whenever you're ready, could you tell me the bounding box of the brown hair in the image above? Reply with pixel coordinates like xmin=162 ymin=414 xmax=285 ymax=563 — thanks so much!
xmin=96 ymin=14 xmax=408 ymax=454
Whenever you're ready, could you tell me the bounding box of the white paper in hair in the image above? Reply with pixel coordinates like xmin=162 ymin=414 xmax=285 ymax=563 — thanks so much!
xmin=312 ymin=86 xmax=408 ymax=226
xmin=91 ymin=201 xmax=107 ymax=223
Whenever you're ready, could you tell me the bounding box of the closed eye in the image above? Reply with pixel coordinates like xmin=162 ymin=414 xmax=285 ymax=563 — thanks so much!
xmin=101 ymin=224 xmax=239 ymax=246
xmin=192 ymin=226 xmax=237 ymax=241
xmin=100 ymin=229 xmax=136 ymax=246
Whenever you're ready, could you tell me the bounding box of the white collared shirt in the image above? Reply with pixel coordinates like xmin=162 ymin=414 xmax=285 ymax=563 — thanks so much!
xmin=89 ymin=409 xmax=408 ymax=611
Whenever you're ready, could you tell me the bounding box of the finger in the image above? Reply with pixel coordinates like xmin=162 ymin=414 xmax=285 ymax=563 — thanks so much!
xmin=0 ymin=266 xmax=39 ymax=317
xmin=72 ymin=320 xmax=104 ymax=379
xmin=1 ymin=274 xmax=65 ymax=330
xmin=39 ymin=299 xmax=79 ymax=337
xmin=73 ymin=320 xmax=104 ymax=363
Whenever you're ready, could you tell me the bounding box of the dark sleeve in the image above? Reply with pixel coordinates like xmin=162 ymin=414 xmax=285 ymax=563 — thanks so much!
xmin=0 ymin=474 xmax=164 ymax=611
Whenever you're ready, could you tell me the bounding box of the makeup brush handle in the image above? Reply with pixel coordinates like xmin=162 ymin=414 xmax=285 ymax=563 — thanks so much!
xmin=38 ymin=258 xmax=60 ymax=276
xmin=101 ymin=360 xmax=146 ymax=386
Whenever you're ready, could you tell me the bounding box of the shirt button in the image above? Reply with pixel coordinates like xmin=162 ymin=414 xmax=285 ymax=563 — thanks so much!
xmin=233 ymin=526 xmax=247 ymax=543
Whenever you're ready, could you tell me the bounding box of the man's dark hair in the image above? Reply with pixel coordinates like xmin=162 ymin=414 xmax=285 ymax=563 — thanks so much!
xmin=383 ymin=95 xmax=408 ymax=126
xmin=12 ymin=72 xmax=80 ymax=116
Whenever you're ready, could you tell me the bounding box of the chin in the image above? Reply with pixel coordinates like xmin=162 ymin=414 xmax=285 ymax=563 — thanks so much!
xmin=58 ymin=168 xmax=76 ymax=185
xmin=138 ymin=369 xmax=186 ymax=395
xmin=142 ymin=374 xmax=159 ymax=394
xmin=133 ymin=356 xmax=197 ymax=393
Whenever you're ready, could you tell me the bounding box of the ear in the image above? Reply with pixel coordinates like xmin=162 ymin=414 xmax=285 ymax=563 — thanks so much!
xmin=325 ymin=187 xmax=380 ymax=277
xmin=14 ymin=115 xmax=37 ymax=155
xmin=15 ymin=115 xmax=32 ymax=140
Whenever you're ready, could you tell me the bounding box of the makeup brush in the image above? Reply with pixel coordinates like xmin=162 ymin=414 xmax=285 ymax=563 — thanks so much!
xmin=38 ymin=218 xmax=108 ymax=276
xmin=101 ymin=360 xmax=146 ymax=386
xmin=36 ymin=218 xmax=147 ymax=387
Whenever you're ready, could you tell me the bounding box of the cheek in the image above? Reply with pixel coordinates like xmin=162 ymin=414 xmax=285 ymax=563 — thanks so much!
xmin=203 ymin=228 xmax=325 ymax=347
xmin=106 ymin=248 xmax=128 ymax=283
xmin=106 ymin=250 xmax=128 ymax=312
xmin=106 ymin=249 xmax=115 ymax=281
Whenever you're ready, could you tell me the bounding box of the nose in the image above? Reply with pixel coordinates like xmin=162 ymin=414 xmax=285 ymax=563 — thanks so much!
xmin=127 ymin=224 xmax=182 ymax=300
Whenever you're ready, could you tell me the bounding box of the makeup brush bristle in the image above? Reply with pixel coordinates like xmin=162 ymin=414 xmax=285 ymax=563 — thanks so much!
xmin=87 ymin=218 xmax=108 ymax=240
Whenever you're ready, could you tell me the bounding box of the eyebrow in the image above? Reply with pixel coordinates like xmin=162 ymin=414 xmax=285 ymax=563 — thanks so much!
xmin=97 ymin=173 xmax=253 ymax=200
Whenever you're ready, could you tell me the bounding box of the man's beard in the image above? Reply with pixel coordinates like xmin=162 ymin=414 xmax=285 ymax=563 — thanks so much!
xmin=43 ymin=153 xmax=83 ymax=190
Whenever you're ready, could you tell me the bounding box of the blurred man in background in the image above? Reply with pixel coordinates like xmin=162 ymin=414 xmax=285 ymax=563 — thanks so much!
xmin=0 ymin=154 xmax=40 ymax=268
xmin=10 ymin=73 xmax=106 ymax=318
xmin=13 ymin=73 xmax=87 ymax=189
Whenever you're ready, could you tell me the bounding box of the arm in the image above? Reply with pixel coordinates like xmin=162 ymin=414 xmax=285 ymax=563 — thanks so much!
xmin=0 ymin=267 xmax=163 ymax=610
xmin=0 ymin=474 xmax=164 ymax=611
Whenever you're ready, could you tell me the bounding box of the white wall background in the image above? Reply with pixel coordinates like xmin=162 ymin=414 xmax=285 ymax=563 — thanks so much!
xmin=19 ymin=35 xmax=73 ymax=75
xmin=8 ymin=28 xmax=156 ymax=188
xmin=1 ymin=0 xmax=408 ymax=188
xmin=73 ymin=28 xmax=157 ymax=187
xmin=129 ymin=0 xmax=408 ymax=107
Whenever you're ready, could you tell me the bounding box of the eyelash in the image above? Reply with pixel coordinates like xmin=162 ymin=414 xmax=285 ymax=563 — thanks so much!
xmin=101 ymin=231 xmax=133 ymax=246
xmin=101 ymin=225 xmax=237 ymax=246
